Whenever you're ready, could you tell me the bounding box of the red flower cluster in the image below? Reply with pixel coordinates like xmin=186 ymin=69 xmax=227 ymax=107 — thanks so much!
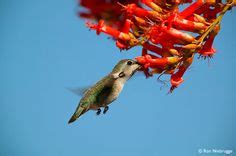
xmin=78 ymin=0 xmax=140 ymax=29
xmin=79 ymin=0 xmax=234 ymax=92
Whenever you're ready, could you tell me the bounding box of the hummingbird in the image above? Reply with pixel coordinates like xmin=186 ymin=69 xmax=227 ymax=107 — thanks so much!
xmin=68 ymin=59 xmax=140 ymax=124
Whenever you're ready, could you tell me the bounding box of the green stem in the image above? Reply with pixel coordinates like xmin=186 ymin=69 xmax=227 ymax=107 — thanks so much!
xmin=196 ymin=1 xmax=234 ymax=45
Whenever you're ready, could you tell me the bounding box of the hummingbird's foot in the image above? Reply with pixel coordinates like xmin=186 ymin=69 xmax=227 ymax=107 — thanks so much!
xmin=96 ymin=109 xmax=101 ymax=115
xmin=103 ymin=106 xmax=109 ymax=114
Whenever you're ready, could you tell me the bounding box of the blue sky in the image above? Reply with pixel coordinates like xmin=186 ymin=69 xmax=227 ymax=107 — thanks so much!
xmin=0 ymin=0 xmax=235 ymax=156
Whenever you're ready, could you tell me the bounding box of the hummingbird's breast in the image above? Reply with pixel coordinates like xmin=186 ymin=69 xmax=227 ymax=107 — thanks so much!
xmin=84 ymin=76 xmax=126 ymax=109
xmin=101 ymin=80 xmax=124 ymax=107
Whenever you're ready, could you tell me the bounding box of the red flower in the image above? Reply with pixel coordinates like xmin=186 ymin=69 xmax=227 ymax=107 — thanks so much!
xmin=79 ymin=0 xmax=140 ymax=28
xmin=198 ymin=25 xmax=220 ymax=57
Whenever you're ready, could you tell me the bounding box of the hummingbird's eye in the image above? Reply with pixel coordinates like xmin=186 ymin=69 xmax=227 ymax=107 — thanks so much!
xmin=127 ymin=61 xmax=133 ymax=65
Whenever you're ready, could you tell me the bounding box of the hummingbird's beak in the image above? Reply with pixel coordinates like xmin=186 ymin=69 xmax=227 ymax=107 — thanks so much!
xmin=134 ymin=60 xmax=139 ymax=64
xmin=134 ymin=60 xmax=142 ymax=70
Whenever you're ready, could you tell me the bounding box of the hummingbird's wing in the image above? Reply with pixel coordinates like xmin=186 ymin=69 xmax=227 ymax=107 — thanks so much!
xmin=79 ymin=84 xmax=113 ymax=107
xmin=66 ymin=87 xmax=90 ymax=96
xmin=96 ymin=86 xmax=113 ymax=105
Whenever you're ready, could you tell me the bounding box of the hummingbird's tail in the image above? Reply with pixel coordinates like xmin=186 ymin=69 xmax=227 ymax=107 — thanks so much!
xmin=68 ymin=114 xmax=77 ymax=124
xmin=68 ymin=107 xmax=86 ymax=124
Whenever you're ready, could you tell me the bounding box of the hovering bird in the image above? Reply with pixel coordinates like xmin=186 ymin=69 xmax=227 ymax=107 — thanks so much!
xmin=68 ymin=59 xmax=140 ymax=124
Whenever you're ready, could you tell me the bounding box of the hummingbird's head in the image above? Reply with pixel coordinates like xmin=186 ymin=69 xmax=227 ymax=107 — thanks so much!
xmin=110 ymin=59 xmax=141 ymax=81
